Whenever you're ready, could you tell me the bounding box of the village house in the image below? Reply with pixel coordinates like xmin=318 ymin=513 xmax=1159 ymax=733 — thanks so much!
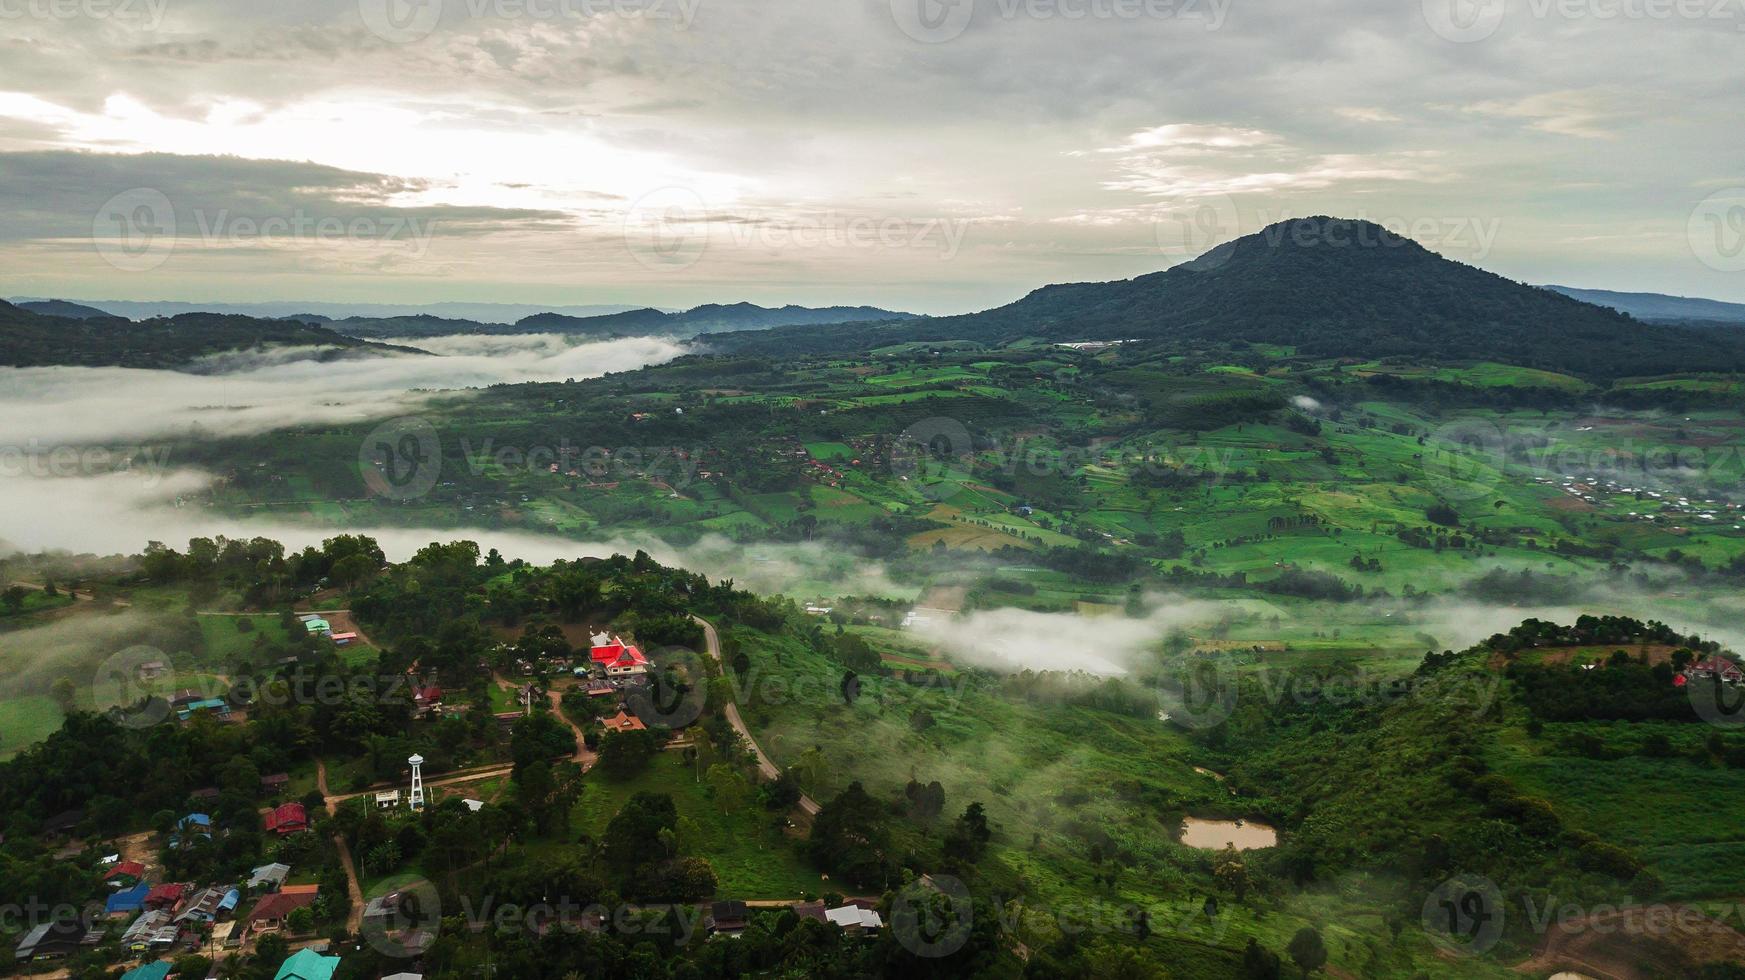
xmin=264 ymin=802 xmax=309 ymax=836
xmin=707 ymin=900 xmax=749 ymax=936
xmin=260 ymin=772 xmax=290 ymax=796
xmin=1686 ymin=655 xmax=1745 ymax=684
xmin=374 ymin=790 xmax=402 ymax=809
xmin=120 ymin=958 xmax=172 ymax=980
xmin=170 ymin=812 xmax=213 ymax=848
xmin=825 ymin=904 xmax=885 ymax=933
xmin=247 ymin=883 xmax=319 ymax=932
xmin=273 ymin=947 xmax=342 ymax=980
xmin=144 ymin=882 xmax=187 ymax=912
xmin=600 ymin=709 xmax=646 ymax=734
xmin=106 ymin=882 xmax=150 ymax=917
xmin=120 ymin=908 xmax=174 ymax=952
xmin=14 ymin=919 xmax=86 ymax=962
xmin=176 ymin=698 xmax=231 ymax=722
xmin=174 ymin=885 xmax=239 ymax=925
xmin=247 ymin=862 xmax=290 ymax=893
xmin=413 ymin=684 xmax=443 ymax=714
xmin=604 ymin=646 xmax=651 ymax=679
xmin=104 ymin=860 xmax=146 ymax=888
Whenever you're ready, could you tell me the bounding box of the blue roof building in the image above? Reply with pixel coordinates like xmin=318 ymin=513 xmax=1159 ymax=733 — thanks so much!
xmin=106 ymin=882 xmax=150 ymax=915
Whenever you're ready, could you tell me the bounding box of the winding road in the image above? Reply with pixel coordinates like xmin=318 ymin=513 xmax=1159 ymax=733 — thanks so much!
xmin=692 ymin=615 xmax=821 ymax=816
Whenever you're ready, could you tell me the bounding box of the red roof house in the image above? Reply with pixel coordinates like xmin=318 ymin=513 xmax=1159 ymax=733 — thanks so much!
xmin=590 ymin=640 xmax=627 ymax=665
xmin=604 ymin=647 xmax=650 ymax=676
xmin=103 ymin=861 xmax=146 ymax=885
xmin=1688 ymin=656 xmax=1744 ymax=683
xmin=144 ymin=882 xmax=187 ymax=911
xmin=600 ymin=709 xmax=646 ymax=733
xmin=246 ymin=884 xmax=319 ymax=930
xmin=264 ymin=803 xmax=309 ymax=836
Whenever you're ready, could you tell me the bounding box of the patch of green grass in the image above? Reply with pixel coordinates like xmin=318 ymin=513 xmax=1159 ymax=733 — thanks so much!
xmin=0 ymin=695 xmax=64 ymax=758
xmin=574 ymin=753 xmax=823 ymax=899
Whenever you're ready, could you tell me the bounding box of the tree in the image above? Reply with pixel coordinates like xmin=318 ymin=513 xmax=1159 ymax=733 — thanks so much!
xmin=1243 ymin=938 xmax=1282 ymax=980
xmin=1214 ymin=844 xmax=1250 ymax=901
xmin=253 ymin=932 xmax=289 ymax=968
xmin=1287 ymin=927 xmax=1327 ymax=978
xmin=704 ymin=764 xmax=750 ymax=815
xmin=598 ymin=729 xmax=658 ymax=779
xmin=808 ymin=782 xmax=893 ymax=889
xmin=945 ymin=802 xmax=992 ymax=861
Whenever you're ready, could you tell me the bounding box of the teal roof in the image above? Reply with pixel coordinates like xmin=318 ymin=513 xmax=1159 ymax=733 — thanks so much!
xmin=274 ymin=948 xmax=341 ymax=980
xmin=122 ymin=963 xmax=172 ymax=980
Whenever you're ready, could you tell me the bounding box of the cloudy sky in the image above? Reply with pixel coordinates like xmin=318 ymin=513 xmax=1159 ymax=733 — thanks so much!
xmin=0 ymin=0 xmax=1741 ymax=314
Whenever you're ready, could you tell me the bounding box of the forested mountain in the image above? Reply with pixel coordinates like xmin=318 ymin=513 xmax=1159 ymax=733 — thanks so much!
xmin=514 ymin=302 xmax=918 ymax=338
xmin=710 ymin=217 xmax=1745 ymax=379
xmin=312 ymin=302 xmax=916 ymax=341
xmin=14 ymin=299 xmax=123 ymax=321
xmin=0 ymin=302 xmax=414 ymax=369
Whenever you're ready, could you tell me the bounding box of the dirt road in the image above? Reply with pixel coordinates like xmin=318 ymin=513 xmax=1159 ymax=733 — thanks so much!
xmin=692 ymin=615 xmax=820 ymax=816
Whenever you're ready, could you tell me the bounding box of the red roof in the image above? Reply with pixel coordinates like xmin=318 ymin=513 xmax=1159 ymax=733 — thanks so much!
xmin=247 ymin=884 xmax=318 ymax=924
xmin=104 ymin=860 xmax=145 ymax=881
xmin=1692 ymin=656 xmax=1743 ymax=677
xmin=590 ymin=642 xmax=626 ymax=664
xmin=609 ymin=647 xmax=649 ymax=669
xmin=601 ymin=710 xmax=646 ymax=733
xmin=145 ymin=882 xmax=186 ymax=908
xmin=414 ymin=685 xmax=443 ymax=704
xmin=264 ymin=802 xmax=309 ymax=835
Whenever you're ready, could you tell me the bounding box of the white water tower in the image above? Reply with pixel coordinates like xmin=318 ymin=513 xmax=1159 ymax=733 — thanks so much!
xmin=407 ymin=754 xmax=425 ymax=810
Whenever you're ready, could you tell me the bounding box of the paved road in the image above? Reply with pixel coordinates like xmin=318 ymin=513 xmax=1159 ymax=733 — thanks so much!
xmin=692 ymin=615 xmax=820 ymax=816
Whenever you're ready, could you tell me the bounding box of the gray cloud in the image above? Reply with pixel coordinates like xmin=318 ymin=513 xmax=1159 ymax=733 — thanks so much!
xmin=0 ymin=0 xmax=1737 ymax=308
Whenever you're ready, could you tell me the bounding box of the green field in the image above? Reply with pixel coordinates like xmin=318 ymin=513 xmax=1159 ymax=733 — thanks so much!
xmin=573 ymin=752 xmax=823 ymax=899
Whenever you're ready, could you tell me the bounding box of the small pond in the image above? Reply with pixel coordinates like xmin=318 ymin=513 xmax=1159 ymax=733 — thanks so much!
xmin=1179 ymin=816 xmax=1278 ymax=851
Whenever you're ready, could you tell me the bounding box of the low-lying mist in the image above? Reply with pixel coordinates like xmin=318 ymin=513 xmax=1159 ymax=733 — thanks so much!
xmin=0 ymin=332 xmax=686 ymax=446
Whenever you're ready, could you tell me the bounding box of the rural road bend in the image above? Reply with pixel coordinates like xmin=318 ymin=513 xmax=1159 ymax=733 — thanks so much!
xmin=691 ymin=615 xmax=821 ymax=816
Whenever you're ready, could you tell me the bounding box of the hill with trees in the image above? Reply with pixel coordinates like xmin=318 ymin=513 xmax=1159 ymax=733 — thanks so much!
xmin=0 ymin=302 xmax=415 ymax=370
xmin=709 ymin=217 xmax=1745 ymax=379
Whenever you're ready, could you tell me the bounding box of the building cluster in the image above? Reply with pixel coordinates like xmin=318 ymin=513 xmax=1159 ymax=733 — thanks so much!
xmin=704 ymin=899 xmax=885 ymax=938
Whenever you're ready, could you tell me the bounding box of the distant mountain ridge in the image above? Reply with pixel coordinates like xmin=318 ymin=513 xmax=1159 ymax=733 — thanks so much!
xmin=326 ymin=302 xmax=918 ymax=340
xmin=0 ymin=301 xmax=416 ymax=371
xmin=5 ymin=298 xmax=649 ymax=324
xmin=15 ymin=299 xmax=123 ymax=321
xmin=710 ymin=217 xmax=1745 ymax=379
xmin=1545 ymin=286 xmax=1745 ymax=325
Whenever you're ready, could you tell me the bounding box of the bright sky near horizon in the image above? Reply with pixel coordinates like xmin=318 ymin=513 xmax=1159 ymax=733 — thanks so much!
xmin=0 ymin=0 xmax=1741 ymax=314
